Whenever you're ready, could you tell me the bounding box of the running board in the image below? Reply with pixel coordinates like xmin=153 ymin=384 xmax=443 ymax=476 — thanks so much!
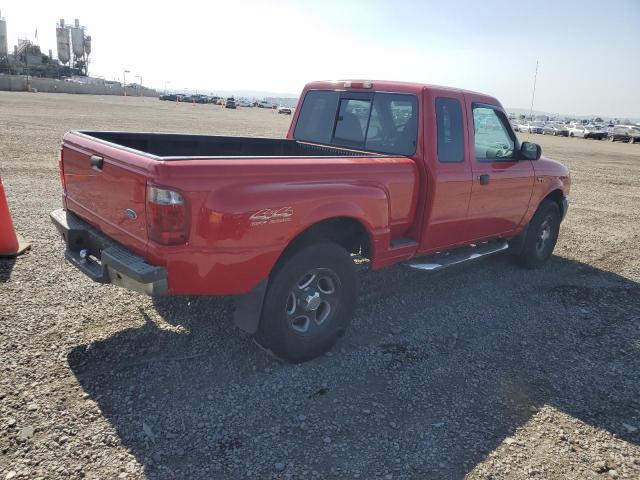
xmin=404 ymin=240 xmax=509 ymax=271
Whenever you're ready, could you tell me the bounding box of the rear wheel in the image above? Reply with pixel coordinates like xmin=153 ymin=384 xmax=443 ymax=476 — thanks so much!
xmin=629 ymin=136 xmax=636 ymax=144
xmin=255 ymin=242 xmax=357 ymax=363
xmin=516 ymin=200 xmax=561 ymax=269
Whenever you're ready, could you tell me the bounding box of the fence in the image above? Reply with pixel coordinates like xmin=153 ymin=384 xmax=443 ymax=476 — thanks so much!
xmin=0 ymin=74 xmax=157 ymax=97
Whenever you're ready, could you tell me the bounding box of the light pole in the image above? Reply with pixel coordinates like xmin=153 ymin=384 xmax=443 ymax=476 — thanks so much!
xmin=164 ymin=81 xmax=170 ymax=94
xmin=123 ymin=69 xmax=130 ymax=96
xmin=135 ymin=75 xmax=142 ymax=97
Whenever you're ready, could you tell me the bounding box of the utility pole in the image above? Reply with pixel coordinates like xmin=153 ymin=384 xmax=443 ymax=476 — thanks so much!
xmin=528 ymin=60 xmax=539 ymax=124
xmin=136 ymin=75 xmax=142 ymax=96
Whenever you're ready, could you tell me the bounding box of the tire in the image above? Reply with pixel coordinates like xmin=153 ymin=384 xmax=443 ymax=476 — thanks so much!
xmin=610 ymin=136 xmax=615 ymax=142
xmin=255 ymin=242 xmax=357 ymax=363
xmin=629 ymin=137 xmax=636 ymax=144
xmin=515 ymin=199 xmax=561 ymax=269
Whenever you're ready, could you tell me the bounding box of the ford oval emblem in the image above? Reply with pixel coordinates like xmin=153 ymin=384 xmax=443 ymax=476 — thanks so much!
xmin=126 ymin=209 xmax=138 ymax=220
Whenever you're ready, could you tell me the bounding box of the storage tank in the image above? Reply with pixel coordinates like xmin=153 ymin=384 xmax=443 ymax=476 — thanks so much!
xmin=0 ymin=11 xmax=8 ymax=58
xmin=56 ymin=22 xmax=70 ymax=64
xmin=70 ymin=24 xmax=84 ymax=58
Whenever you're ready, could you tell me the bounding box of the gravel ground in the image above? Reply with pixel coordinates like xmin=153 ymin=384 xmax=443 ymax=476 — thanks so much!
xmin=1 ymin=92 xmax=639 ymax=479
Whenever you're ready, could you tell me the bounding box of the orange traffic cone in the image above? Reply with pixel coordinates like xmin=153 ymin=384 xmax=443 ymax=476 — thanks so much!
xmin=0 ymin=177 xmax=30 ymax=257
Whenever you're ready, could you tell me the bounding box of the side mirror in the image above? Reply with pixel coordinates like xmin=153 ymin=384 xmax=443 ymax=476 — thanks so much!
xmin=520 ymin=141 xmax=541 ymax=160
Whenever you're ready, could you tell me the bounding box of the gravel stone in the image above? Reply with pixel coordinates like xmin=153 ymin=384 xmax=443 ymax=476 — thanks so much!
xmin=1 ymin=93 xmax=639 ymax=479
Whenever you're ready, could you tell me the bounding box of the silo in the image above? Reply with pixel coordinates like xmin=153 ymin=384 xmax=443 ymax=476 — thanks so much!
xmin=0 ymin=11 xmax=8 ymax=58
xmin=56 ymin=22 xmax=70 ymax=64
xmin=84 ymin=35 xmax=91 ymax=55
xmin=70 ymin=24 xmax=84 ymax=58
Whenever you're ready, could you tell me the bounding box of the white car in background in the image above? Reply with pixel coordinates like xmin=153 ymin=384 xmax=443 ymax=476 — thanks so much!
xmin=567 ymin=124 xmax=607 ymax=140
xmin=257 ymin=100 xmax=275 ymax=109
xmin=277 ymin=106 xmax=292 ymax=115
xmin=236 ymin=99 xmax=253 ymax=107
xmin=519 ymin=121 xmax=544 ymax=134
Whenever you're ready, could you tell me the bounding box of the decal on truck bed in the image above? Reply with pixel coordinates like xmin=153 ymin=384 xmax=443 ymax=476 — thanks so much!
xmin=250 ymin=206 xmax=293 ymax=226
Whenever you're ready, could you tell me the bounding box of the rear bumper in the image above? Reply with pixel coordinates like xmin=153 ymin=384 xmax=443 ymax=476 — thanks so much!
xmin=50 ymin=208 xmax=168 ymax=295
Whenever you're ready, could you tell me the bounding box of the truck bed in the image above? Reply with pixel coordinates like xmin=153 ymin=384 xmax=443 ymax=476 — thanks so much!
xmin=77 ymin=131 xmax=375 ymax=159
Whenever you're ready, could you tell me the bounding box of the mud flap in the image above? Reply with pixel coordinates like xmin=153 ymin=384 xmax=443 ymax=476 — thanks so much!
xmin=233 ymin=278 xmax=268 ymax=334
xmin=508 ymin=224 xmax=529 ymax=255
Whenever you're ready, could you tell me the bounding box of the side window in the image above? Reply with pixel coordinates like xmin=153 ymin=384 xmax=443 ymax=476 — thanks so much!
xmin=435 ymin=97 xmax=464 ymax=162
xmin=472 ymin=106 xmax=515 ymax=161
xmin=333 ymin=99 xmax=371 ymax=147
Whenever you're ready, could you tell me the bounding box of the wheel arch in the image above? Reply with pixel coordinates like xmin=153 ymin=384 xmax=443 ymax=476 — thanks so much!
xmin=276 ymin=216 xmax=373 ymax=269
xmin=233 ymin=216 xmax=370 ymax=335
xmin=542 ymin=188 xmax=566 ymax=219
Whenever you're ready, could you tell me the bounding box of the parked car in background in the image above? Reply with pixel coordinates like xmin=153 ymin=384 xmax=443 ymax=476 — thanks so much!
xmin=225 ymin=98 xmax=237 ymax=109
xmin=568 ymin=124 xmax=606 ymax=139
xmin=542 ymin=123 xmax=569 ymax=136
xmin=278 ymin=106 xmax=292 ymax=115
xmin=520 ymin=121 xmax=544 ymax=134
xmin=191 ymin=94 xmax=210 ymax=104
xmin=236 ymin=99 xmax=253 ymax=107
xmin=257 ymin=100 xmax=275 ymax=108
xmin=609 ymin=125 xmax=640 ymax=143
xmin=510 ymin=121 xmax=520 ymax=132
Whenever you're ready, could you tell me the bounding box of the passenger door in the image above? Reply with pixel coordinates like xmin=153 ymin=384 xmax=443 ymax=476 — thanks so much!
xmin=464 ymin=100 xmax=534 ymax=239
xmin=419 ymin=93 xmax=474 ymax=251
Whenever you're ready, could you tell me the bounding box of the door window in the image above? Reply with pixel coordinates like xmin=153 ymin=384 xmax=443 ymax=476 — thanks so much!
xmin=472 ymin=106 xmax=515 ymax=161
xmin=435 ymin=97 xmax=464 ymax=162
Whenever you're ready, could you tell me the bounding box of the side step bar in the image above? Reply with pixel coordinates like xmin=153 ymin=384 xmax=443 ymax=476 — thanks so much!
xmin=404 ymin=240 xmax=509 ymax=271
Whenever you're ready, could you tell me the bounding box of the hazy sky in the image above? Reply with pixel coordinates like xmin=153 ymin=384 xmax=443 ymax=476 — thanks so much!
xmin=3 ymin=0 xmax=639 ymax=117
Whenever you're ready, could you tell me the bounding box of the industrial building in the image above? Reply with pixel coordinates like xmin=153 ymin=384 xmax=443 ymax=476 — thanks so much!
xmin=0 ymin=11 xmax=91 ymax=78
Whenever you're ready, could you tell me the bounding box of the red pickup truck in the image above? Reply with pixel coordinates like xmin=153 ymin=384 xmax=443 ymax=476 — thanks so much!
xmin=51 ymin=80 xmax=570 ymax=362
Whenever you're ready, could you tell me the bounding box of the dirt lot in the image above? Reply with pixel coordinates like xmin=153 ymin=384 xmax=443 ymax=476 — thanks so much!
xmin=1 ymin=92 xmax=639 ymax=480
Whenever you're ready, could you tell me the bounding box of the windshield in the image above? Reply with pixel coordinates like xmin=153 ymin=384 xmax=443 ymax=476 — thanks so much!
xmin=293 ymin=90 xmax=418 ymax=156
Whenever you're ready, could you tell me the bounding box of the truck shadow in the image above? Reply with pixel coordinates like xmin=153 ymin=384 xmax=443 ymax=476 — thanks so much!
xmin=0 ymin=258 xmax=16 ymax=283
xmin=67 ymin=255 xmax=640 ymax=479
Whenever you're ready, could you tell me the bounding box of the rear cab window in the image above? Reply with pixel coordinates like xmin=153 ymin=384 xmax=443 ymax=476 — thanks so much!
xmin=294 ymin=90 xmax=418 ymax=156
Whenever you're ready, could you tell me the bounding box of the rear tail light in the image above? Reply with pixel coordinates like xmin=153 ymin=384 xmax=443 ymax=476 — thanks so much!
xmin=146 ymin=185 xmax=189 ymax=245
xmin=59 ymin=147 xmax=66 ymax=192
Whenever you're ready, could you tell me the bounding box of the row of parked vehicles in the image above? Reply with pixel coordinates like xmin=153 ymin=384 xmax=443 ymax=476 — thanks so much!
xmin=158 ymin=93 xmax=280 ymax=108
xmin=513 ymin=120 xmax=640 ymax=143
xmin=158 ymin=93 xmax=294 ymax=113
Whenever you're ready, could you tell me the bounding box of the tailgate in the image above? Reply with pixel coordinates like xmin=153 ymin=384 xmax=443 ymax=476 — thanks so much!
xmin=61 ymin=132 xmax=154 ymax=256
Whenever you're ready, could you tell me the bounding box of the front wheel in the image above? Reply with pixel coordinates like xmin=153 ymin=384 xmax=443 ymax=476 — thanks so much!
xmin=255 ymin=242 xmax=357 ymax=362
xmin=515 ymin=200 xmax=561 ymax=269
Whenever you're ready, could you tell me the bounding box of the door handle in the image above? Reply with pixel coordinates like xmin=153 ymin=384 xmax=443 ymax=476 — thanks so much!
xmin=479 ymin=174 xmax=490 ymax=185
xmin=90 ymin=155 xmax=103 ymax=172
